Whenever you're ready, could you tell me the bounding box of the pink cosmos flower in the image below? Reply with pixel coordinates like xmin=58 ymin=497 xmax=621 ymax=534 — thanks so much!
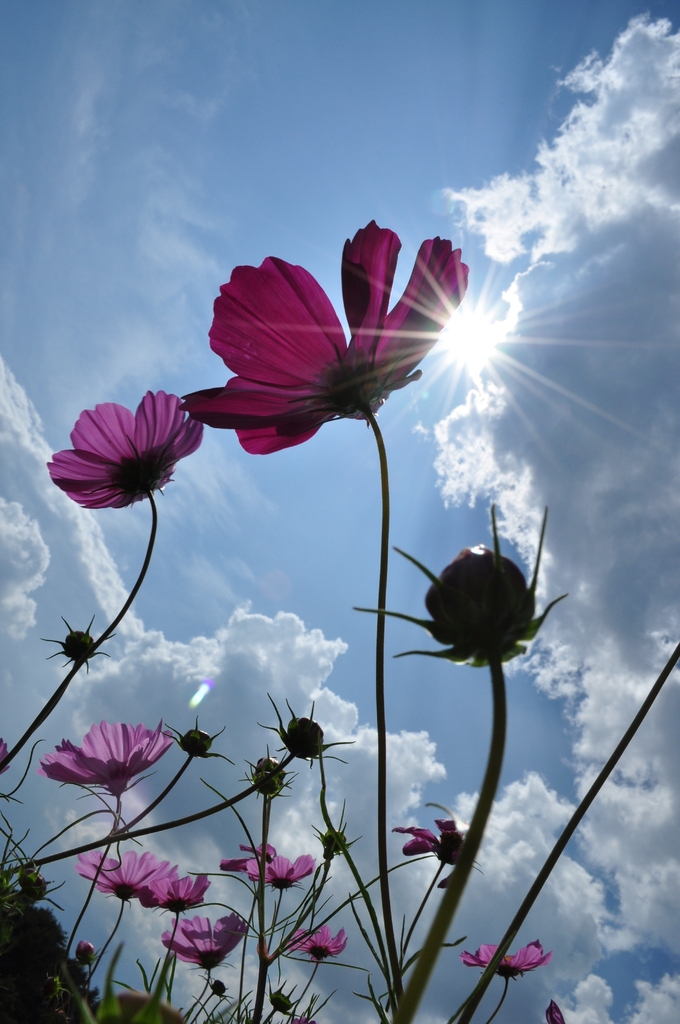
xmin=182 ymin=221 xmax=468 ymax=453
xmin=139 ymin=873 xmax=211 ymax=912
xmin=460 ymin=940 xmax=553 ymax=978
xmin=76 ymin=850 xmax=178 ymax=901
xmin=220 ymin=843 xmax=276 ymax=873
xmin=162 ymin=913 xmax=247 ymax=968
xmin=48 ymin=390 xmax=203 ymax=508
xmin=38 ymin=720 xmax=173 ymax=797
xmin=546 ymin=1001 xmax=566 ymax=1024
xmin=289 ymin=925 xmax=347 ymax=961
xmin=393 ymin=817 xmax=466 ymax=864
xmin=246 ymin=854 xmax=315 ymax=890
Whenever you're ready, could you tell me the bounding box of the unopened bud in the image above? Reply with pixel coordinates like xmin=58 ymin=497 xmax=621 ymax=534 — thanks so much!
xmin=281 ymin=716 xmax=324 ymax=760
xmin=269 ymin=987 xmax=294 ymax=1013
xmin=75 ymin=940 xmax=96 ymax=964
xmin=211 ymin=979 xmax=226 ymax=996
xmin=252 ymin=757 xmax=286 ymax=798
xmin=18 ymin=867 xmax=47 ymax=902
xmin=179 ymin=728 xmax=213 ymax=757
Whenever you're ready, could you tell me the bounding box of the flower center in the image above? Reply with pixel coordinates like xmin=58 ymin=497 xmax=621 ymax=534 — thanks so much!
xmin=113 ymin=455 xmax=168 ymax=496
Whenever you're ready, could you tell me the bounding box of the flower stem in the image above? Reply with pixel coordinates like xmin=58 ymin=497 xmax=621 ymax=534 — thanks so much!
xmin=401 ymin=862 xmax=445 ymax=967
xmin=91 ymin=899 xmax=126 ymax=980
xmin=393 ymin=654 xmax=507 ymax=1024
xmin=34 ymin=753 xmax=296 ymax=867
xmin=0 ymin=492 xmax=158 ymax=772
xmin=364 ymin=407 xmax=402 ymax=1003
xmin=454 ymin=639 xmax=680 ymax=1024
xmin=65 ymin=842 xmax=113 ymax=959
xmin=111 ymin=754 xmax=193 ymax=834
xmin=252 ymin=796 xmax=272 ymax=1024
xmin=482 ymin=977 xmax=509 ymax=1024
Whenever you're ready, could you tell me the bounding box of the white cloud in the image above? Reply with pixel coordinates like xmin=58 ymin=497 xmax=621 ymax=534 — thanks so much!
xmin=431 ymin=14 xmax=680 ymax=1020
xmin=0 ymin=498 xmax=50 ymax=638
xmin=445 ymin=17 xmax=680 ymax=263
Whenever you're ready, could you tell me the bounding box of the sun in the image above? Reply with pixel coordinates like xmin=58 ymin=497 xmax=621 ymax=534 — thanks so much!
xmin=438 ymin=292 xmax=519 ymax=380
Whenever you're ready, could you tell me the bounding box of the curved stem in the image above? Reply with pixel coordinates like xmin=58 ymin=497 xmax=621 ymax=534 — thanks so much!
xmin=91 ymin=899 xmax=126 ymax=980
xmin=111 ymin=755 xmax=193 ymax=834
xmin=394 ymin=655 xmax=507 ymax=1024
xmin=0 ymin=493 xmax=158 ymax=772
xmin=455 ymin=639 xmax=680 ymax=1024
xmin=401 ymin=862 xmax=445 ymax=967
xmin=364 ymin=408 xmax=401 ymax=1002
xmin=34 ymin=753 xmax=295 ymax=867
xmin=65 ymin=842 xmax=113 ymax=959
xmin=482 ymin=977 xmax=508 ymax=1024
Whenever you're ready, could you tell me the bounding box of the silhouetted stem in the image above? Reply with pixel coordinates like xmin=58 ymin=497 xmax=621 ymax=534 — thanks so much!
xmin=0 ymin=493 xmax=158 ymax=772
xmin=365 ymin=408 xmax=401 ymax=1003
xmin=252 ymin=796 xmax=272 ymax=1024
xmin=482 ymin=977 xmax=508 ymax=1024
xmin=454 ymin=639 xmax=680 ymax=1024
xmin=65 ymin=842 xmax=113 ymax=959
xmin=34 ymin=753 xmax=295 ymax=867
xmin=111 ymin=755 xmax=193 ymax=834
xmin=394 ymin=655 xmax=507 ymax=1024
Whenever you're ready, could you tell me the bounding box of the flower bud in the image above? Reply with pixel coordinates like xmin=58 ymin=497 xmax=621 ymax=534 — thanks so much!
xmin=252 ymin=757 xmax=286 ymax=798
xmin=269 ymin=987 xmax=294 ymax=1013
xmin=42 ymin=976 xmax=60 ymax=999
xmin=75 ymin=940 xmax=96 ymax=964
xmin=211 ymin=979 xmax=226 ymax=997
xmin=281 ymin=716 xmax=324 ymax=760
xmin=319 ymin=826 xmax=346 ymax=862
xmin=42 ymin=615 xmax=105 ymax=671
xmin=18 ymin=867 xmax=47 ymax=901
xmin=546 ymin=1001 xmax=566 ymax=1024
xmin=178 ymin=727 xmax=213 ymax=757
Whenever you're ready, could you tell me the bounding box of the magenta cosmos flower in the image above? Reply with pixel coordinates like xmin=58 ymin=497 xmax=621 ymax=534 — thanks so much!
xmin=76 ymin=850 xmax=178 ymax=901
xmin=162 ymin=913 xmax=247 ymax=968
xmin=48 ymin=390 xmax=203 ymax=508
xmin=546 ymin=1001 xmax=566 ymax=1024
xmin=460 ymin=940 xmax=552 ymax=978
xmin=139 ymin=873 xmax=211 ymax=912
xmin=182 ymin=221 xmax=468 ymax=454
xmin=219 ymin=843 xmax=276 ymax=873
xmin=38 ymin=720 xmax=173 ymax=797
xmin=289 ymin=925 xmax=347 ymax=961
xmin=393 ymin=817 xmax=466 ymax=864
xmin=0 ymin=739 xmax=8 ymax=775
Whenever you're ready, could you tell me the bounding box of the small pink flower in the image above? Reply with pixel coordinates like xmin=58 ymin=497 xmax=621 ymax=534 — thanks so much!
xmin=76 ymin=850 xmax=177 ymax=901
xmin=246 ymin=854 xmax=315 ymax=890
xmin=38 ymin=721 xmax=173 ymax=797
xmin=183 ymin=221 xmax=468 ymax=454
xmin=393 ymin=817 xmax=466 ymax=864
xmin=162 ymin=913 xmax=247 ymax=969
xmin=220 ymin=843 xmax=276 ymax=873
xmin=48 ymin=390 xmax=203 ymax=508
xmin=289 ymin=925 xmax=347 ymax=961
xmin=139 ymin=874 xmax=211 ymax=912
xmin=460 ymin=940 xmax=552 ymax=978
xmin=0 ymin=739 xmax=8 ymax=775
xmin=546 ymin=1001 xmax=566 ymax=1024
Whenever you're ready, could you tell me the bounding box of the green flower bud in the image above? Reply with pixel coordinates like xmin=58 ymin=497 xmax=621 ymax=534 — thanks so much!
xmin=18 ymin=867 xmax=47 ymax=902
xmin=178 ymin=728 xmax=213 ymax=757
xmin=281 ymin=716 xmax=324 ymax=760
xmin=269 ymin=987 xmax=294 ymax=1013
xmin=252 ymin=757 xmax=286 ymax=798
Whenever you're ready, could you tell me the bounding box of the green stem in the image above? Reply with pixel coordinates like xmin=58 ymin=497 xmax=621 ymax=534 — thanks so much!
xmin=34 ymin=753 xmax=295 ymax=867
xmin=251 ymin=796 xmax=272 ymax=1024
xmin=482 ymin=977 xmax=508 ymax=1024
xmin=365 ymin=408 xmax=401 ymax=1002
xmin=65 ymin=841 xmax=113 ymax=959
xmin=455 ymin=639 xmax=680 ymax=1024
xmin=0 ymin=492 xmax=158 ymax=772
xmin=401 ymin=862 xmax=445 ymax=968
xmin=393 ymin=655 xmax=507 ymax=1024
xmin=111 ymin=754 xmax=193 ymax=834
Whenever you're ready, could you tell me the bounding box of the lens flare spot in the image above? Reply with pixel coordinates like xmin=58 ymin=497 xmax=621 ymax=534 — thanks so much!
xmin=189 ymin=678 xmax=214 ymax=708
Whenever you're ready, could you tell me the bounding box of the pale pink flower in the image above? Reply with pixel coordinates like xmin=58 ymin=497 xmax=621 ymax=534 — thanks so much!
xmin=289 ymin=925 xmax=347 ymax=961
xmin=38 ymin=720 xmax=173 ymax=797
xmin=460 ymin=940 xmax=552 ymax=978
xmin=162 ymin=913 xmax=247 ymax=968
xmin=48 ymin=390 xmax=202 ymax=508
xmin=139 ymin=874 xmax=210 ymax=912
xmin=76 ymin=850 xmax=177 ymax=901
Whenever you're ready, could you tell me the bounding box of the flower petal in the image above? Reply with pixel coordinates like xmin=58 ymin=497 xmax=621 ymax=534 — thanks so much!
xmin=209 ymin=258 xmax=346 ymax=386
xmin=341 ymin=221 xmax=401 ymax=342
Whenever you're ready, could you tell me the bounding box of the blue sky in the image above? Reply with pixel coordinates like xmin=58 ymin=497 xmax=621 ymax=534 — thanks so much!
xmin=2 ymin=2 xmax=680 ymax=1022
